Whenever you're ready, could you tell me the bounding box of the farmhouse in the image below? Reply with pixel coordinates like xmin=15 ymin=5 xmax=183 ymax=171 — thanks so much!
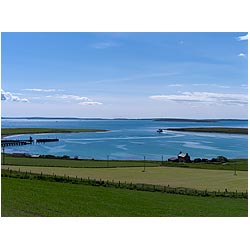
xmin=168 ymin=152 xmax=191 ymax=163
xmin=178 ymin=152 xmax=191 ymax=163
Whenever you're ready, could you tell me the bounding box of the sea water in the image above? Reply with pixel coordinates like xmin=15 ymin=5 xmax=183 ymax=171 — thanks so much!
xmin=1 ymin=118 xmax=248 ymax=160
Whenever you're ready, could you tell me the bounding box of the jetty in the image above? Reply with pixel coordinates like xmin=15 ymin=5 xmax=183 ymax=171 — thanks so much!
xmin=36 ymin=138 xmax=59 ymax=143
xmin=1 ymin=139 xmax=34 ymax=147
xmin=1 ymin=138 xmax=59 ymax=147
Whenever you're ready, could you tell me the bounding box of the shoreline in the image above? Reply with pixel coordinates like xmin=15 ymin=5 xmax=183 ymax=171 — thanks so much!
xmin=1 ymin=128 xmax=109 ymax=138
xmin=3 ymin=152 xmax=248 ymax=163
xmin=166 ymin=127 xmax=248 ymax=135
xmin=2 ymin=127 xmax=247 ymax=160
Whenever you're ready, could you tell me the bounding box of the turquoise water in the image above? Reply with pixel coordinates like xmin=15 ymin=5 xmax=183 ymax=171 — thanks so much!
xmin=2 ymin=119 xmax=248 ymax=160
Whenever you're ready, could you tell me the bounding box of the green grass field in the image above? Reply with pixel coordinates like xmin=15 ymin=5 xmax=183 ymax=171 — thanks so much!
xmin=2 ymin=155 xmax=247 ymax=192
xmin=2 ymin=164 xmax=247 ymax=192
xmin=1 ymin=127 xmax=108 ymax=137
xmin=3 ymin=155 xmax=159 ymax=168
xmin=1 ymin=177 xmax=248 ymax=216
xmin=3 ymin=155 xmax=248 ymax=171
xmin=1 ymin=154 xmax=248 ymax=217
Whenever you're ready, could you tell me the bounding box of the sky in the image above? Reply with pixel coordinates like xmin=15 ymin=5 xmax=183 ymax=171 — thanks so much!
xmin=1 ymin=32 xmax=248 ymax=118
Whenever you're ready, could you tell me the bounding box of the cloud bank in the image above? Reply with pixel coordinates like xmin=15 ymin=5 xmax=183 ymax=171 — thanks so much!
xmin=79 ymin=101 xmax=103 ymax=105
xmin=168 ymin=84 xmax=183 ymax=87
xmin=238 ymin=53 xmax=246 ymax=57
xmin=192 ymin=84 xmax=230 ymax=89
xmin=237 ymin=34 xmax=248 ymax=41
xmin=46 ymin=94 xmax=103 ymax=105
xmin=57 ymin=94 xmax=91 ymax=102
xmin=1 ymin=89 xmax=29 ymax=102
xmin=150 ymin=92 xmax=247 ymax=106
xmin=23 ymin=88 xmax=57 ymax=92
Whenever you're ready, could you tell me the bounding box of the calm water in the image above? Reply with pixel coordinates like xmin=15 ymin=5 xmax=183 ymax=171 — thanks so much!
xmin=1 ymin=119 xmax=248 ymax=160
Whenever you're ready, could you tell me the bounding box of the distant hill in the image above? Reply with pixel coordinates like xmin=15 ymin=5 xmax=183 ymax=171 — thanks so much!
xmin=154 ymin=118 xmax=248 ymax=122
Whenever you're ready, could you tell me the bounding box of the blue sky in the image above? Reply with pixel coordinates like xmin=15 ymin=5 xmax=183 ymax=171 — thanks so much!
xmin=1 ymin=32 xmax=248 ymax=118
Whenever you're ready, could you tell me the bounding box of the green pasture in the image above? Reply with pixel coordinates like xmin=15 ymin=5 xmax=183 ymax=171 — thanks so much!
xmin=1 ymin=177 xmax=248 ymax=216
xmin=2 ymin=164 xmax=247 ymax=192
xmin=3 ymin=155 xmax=159 ymax=168
xmin=166 ymin=158 xmax=247 ymax=171
xmin=2 ymin=155 xmax=248 ymax=171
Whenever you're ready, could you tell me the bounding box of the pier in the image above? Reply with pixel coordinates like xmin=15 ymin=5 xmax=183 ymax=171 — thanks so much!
xmin=1 ymin=138 xmax=59 ymax=147
xmin=1 ymin=139 xmax=34 ymax=147
xmin=36 ymin=138 xmax=59 ymax=143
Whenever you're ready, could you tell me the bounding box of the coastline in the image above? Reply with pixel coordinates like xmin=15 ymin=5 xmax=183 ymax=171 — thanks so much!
xmin=1 ymin=124 xmax=247 ymax=159
xmin=166 ymin=127 xmax=248 ymax=135
xmin=1 ymin=128 xmax=109 ymax=138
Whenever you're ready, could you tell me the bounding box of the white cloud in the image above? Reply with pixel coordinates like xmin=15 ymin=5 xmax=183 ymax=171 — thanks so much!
xmin=237 ymin=34 xmax=248 ymax=41
xmin=192 ymin=84 xmax=230 ymax=89
xmin=23 ymin=88 xmax=57 ymax=92
xmin=150 ymin=92 xmax=247 ymax=106
xmin=45 ymin=94 xmax=103 ymax=105
xmin=238 ymin=53 xmax=246 ymax=57
xmin=57 ymin=94 xmax=91 ymax=102
xmin=79 ymin=101 xmax=103 ymax=105
xmin=168 ymin=84 xmax=183 ymax=87
xmin=1 ymin=89 xmax=29 ymax=103
xmin=91 ymin=42 xmax=119 ymax=49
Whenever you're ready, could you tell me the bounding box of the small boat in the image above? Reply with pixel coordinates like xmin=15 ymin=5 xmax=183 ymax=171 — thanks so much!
xmin=157 ymin=129 xmax=163 ymax=133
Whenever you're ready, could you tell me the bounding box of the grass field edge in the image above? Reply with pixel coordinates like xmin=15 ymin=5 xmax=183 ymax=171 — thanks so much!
xmin=2 ymin=168 xmax=248 ymax=199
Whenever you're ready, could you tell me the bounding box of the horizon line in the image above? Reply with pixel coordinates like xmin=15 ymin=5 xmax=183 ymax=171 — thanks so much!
xmin=1 ymin=116 xmax=248 ymax=121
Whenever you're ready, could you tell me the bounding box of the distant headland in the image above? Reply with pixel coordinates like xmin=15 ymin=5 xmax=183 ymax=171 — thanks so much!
xmin=166 ymin=127 xmax=248 ymax=135
xmin=153 ymin=118 xmax=248 ymax=122
xmin=1 ymin=128 xmax=108 ymax=138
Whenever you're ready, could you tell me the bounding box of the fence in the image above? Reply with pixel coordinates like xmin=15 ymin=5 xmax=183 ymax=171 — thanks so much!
xmin=2 ymin=168 xmax=248 ymax=199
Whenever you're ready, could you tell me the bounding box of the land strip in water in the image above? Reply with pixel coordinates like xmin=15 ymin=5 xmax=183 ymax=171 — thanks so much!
xmin=154 ymin=118 xmax=247 ymax=122
xmin=1 ymin=128 xmax=108 ymax=137
xmin=166 ymin=127 xmax=248 ymax=134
